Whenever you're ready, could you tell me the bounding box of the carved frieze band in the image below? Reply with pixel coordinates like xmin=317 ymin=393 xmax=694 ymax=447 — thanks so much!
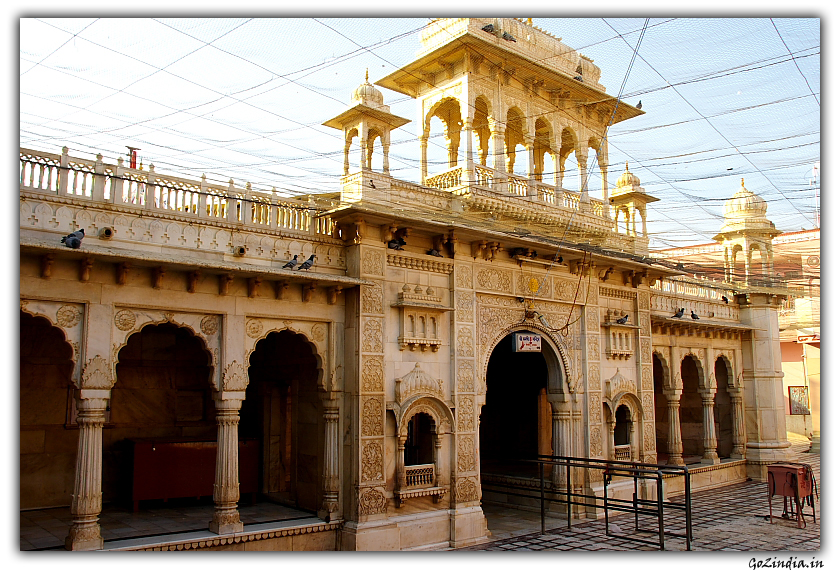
xmin=387 ymin=253 xmax=453 ymax=274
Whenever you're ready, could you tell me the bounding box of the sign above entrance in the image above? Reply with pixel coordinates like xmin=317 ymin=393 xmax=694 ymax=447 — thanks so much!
xmin=513 ymin=333 xmax=542 ymax=352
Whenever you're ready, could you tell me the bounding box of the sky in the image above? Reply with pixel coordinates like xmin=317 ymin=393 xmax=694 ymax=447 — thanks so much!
xmin=19 ymin=16 xmax=820 ymax=250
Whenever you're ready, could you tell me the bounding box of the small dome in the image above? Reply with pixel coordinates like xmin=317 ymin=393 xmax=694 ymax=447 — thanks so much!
xmin=352 ymin=69 xmax=384 ymax=107
xmin=724 ymin=179 xmax=768 ymax=219
xmin=615 ymin=162 xmax=640 ymax=189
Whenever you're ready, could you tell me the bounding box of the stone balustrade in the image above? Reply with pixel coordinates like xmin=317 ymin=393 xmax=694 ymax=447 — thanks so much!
xmin=405 ymin=464 xmax=435 ymax=488
xmin=20 ymin=147 xmax=337 ymax=240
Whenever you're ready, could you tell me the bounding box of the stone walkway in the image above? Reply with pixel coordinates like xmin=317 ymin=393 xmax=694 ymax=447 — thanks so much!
xmin=465 ymin=435 xmax=819 ymax=552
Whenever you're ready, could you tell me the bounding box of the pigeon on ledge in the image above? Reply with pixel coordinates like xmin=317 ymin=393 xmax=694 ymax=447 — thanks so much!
xmin=691 ymin=310 xmax=700 ymax=320
xmin=368 ymin=180 xmax=376 ymax=189
xmin=427 ymin=249 xmax=443 ymax=257
xmin=481 ymin=24 xmax=495 ymax=34
xmin=636 ymin=101 xmax=643 ymax=109
xmin=672 ymin=308 xmax=685 ymax=319
xmin=297 ymin=254 xmax=315 ymax=271
xmin=616 ymin=315 xmax=629 ymax=324
xmin=722 ymin=295 xmax=729 ymax=304
xmin=282 ymin=255 xmax=298 ymax=270
xmin=61 ymin=229 xmax=85 ymax=249
xmin=502 ymin=32 xmax=516 ymax=42
xmin=387 ymin=237 xmax=406 ymax=250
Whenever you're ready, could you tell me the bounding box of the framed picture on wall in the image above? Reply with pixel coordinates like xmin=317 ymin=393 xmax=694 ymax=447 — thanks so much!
xmin=789 ymin=386 xmax=810 ymax=415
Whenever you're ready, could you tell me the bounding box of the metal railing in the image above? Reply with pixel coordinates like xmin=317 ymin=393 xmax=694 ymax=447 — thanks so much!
xmin=481 ymin=454 xmax=692 ymax=551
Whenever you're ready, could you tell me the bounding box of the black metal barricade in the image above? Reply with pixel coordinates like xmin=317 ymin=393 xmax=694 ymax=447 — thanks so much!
xmin=481 ymin=454 xmax=692 ymax=551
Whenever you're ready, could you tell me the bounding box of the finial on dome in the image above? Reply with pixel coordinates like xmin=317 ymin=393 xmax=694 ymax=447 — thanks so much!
xmin=625 ymin=161 xmax=629 ymax=172
xmin=741 ymin=178 xmax=745 ymax=188
xmin=526 ymin=18 xmax=533 ymax=26
xmin=365 ymin=68 xmax=369 ymax=82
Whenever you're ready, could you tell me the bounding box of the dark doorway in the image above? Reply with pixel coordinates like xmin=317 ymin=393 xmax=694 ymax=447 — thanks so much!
xmin=714 ymin=357 xmax=734 ymax=458
xmin=20 ymin=311 xmax=77 ymax=509
xmin=242 ymin=330 xmax=322 ymax=513
xmin=679 ymin=356 xmax=704 ymax=461
xmin=405 ymin=413 xmax=435 ymax=466
xmin=479 ymin=332 xmax=550 ymax=477
xmin=653 ymin=353 xmax=668 ymax=462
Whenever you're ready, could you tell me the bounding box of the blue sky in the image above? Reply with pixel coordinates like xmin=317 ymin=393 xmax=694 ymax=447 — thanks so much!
xmin=19 ymin=16 xmax=820 ymax=249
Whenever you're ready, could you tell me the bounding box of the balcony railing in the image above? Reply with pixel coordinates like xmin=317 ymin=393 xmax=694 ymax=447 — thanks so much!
xmin=20 ymin=147 xmax=336 ymax=238
xmin=405 ymin=463 xmax=435 ymax=488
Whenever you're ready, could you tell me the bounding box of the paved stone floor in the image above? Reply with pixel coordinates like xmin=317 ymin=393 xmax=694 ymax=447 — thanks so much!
xmin=466 ymin=434 xmax=819 ymax=552
xmin=20 ymin=498 xmax=313 ymax=551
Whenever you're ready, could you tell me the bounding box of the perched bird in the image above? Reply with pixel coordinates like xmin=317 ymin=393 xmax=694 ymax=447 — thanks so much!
xmin=722 ymin=295 xmax=729 ymax=304
xmin=636 ymin=101 xmax=643 ymax=109
xmin=672 ymin=308 xmax=685 ymax=319
xmin=297 ymin=254 xmax=315 ymax=271
xmin=282 ymin=255 xmax=298 ymax=270
xmin=502 ymin=31 xmax=516 ymax=42
xmin=691 ymin=310 xmax=700 ymax=320
xmin=61 ymin=229 xmax=85 ymax=249
xmin=481 ymin=23 xmax=496 ymax=34
xmin=616 ymin=315 xmax=629 ymax=325
xmin=387 ymin=236 xmax=406 ymax=250
xmin=426 ymin=248 xmax=443 ymax=257
xmin=368 ymin=180 xmax=376 ymax=189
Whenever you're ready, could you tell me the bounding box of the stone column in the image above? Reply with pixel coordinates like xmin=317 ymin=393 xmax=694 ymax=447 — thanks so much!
xmin=65 ymin=393 xmax=109 ymax=551
xmin=665 ymin=392 xmax=685 ymax=465
xmin=396 ymin=435 xmax=407 ymax=491
xmin=209 ymin=394 xmax=244 ymax=534
xmin=320 ymin=397 xmax=340 ymax=519
xmin=525 ymin=136 xmax=537 ymax=198
xmin=382 ymin=130 xmax=391 ymax=175
xmin=607 ymin=419 xmax=616 ymax=461
xmin=490 ymin=124 xmax=506 ymax=192
xmin=343 ymin=133 xmax=352 ymax=176
xmin=575 ymin=146 xmax=591 ymax=212
xmin=550 ymin=405 xmax=570 ymax=488
xmin=730 ymin=391 xmax=747 ymax=459
xmin=420 ymin=133 xmax=429 ymax=183
xmin=433 ymin=434 xmax=442 ymax=487
xmin=701 ymin=392 xmax=720 ymax=464
xmin=554 ymin=153 xmax=563 ymax=196
xmin=629 ymin=419 xmax=637 ymax=461
xmin=462 ymin=118 xmax=474 ymax=188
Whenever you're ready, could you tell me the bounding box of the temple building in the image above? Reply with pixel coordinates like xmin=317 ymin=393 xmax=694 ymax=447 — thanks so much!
xmin=19 ymin=17 xmax=793 ymax=552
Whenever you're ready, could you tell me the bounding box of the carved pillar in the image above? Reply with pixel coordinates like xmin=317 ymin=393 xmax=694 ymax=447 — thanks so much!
xmin=382 ymin=130 xmax=391 ymax=175
xmin=665 ymin=392 xmax=684 ymax=465
xmin=209 ymin=394 xmax=244 ymax=534
xmin=396 ymin=435 xmax=407 ymax=491
xmin=433 ymin=434 xmax=442 ymax=487
xmin=420 ymin=133 xmax=429 ymax=183
xmin=629 ymin=419 xmax=637 ymax=461
xmin=554 ymin=152 xmax=563 ymax=197
xmin=607 ymin=418 xmax=616 ymax=461
xmin=490 ymin=124 xmax=506 ymax=192
xmin=575 ymin=146 xmax=591 ymax=212
xmin=701 ymin=392 xmax=720 ymax=463
xmin=359 ymin=122 xmax=369 ymax=170
xmin=525 ymin=136 xmax=536 ymax=198
xmin=343 ymin=133 xmax=352 ymax=176
xmin=550 ymin=405 xmax=570 ymax=487
xmin=320 ymin=397 xmax=340 ymax=519
xmin=65 ymin=394 xmax=108 ymax=551
xmin=730 ymin=391 xmax=747 ymax=459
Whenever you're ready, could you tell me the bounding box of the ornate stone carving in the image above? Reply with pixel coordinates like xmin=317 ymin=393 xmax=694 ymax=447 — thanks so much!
xmin=387 ymin=253 xmax=453 ymax=274
xmin=637 ymin=291 xmax=650 ymax=310
xmin=114 ymin=309 xmax=136 ymax=331
xmin=605 ymin=368 xmax=635 ymax=399
xmin=361 ymin=355 xmax=384 ymax=393
xmin=358 ymin=487 xmax=387 ymax=515
xmin=641 ymin=366 xmax=654 ymax=391
xmin=222 ymin=361 xmax=248 ymax=391
xmin=361 ymin=440 xmax=384 ymax=482
xmin=640 ymin=339 xmax=651 ymax=361
xmin=639 ymin=317 xmax=650 ymax=337
xmin=361 ymin=250 xmax=384 ymax=276
xmin=245 ymin=318 xmax=263 ymax=338
xmin=362 ymin=318 xmax=383 ymax=353
xmin=590 ymin=426 xmax=602 ymax=456
xmin=457 ymin=326 xmax=474 ymax=357
xmin=56 ymin=304 xmax=82 ymax=328
xmin=362 ymin=397 xmax=383 ymax=436
xmin=455 ymin=291 xmax=474 ymax=323
xmin=200 ymin=315 xmax=219 ymax=336
xmin=457 ymin=360 xmax=474 ymax=393
xmin=455 ymin=477 xmax=479 ymax=503
xmin=553 ymin=278 xmax=575 ymax=301
xmin=643 ymin=393 xmax=654 ymax=419
xmin=455 ymin=264 xmax=473 ymax=289
xmin=457 ymin=435 xmax=476 ymax=472
xmin=586 ymin=308 xmax=599 ymax=331
xmin=80 ymin=355 xmax=114 ymax=389
xmin=361 ymin=283 xmax=383 ymax=315
xmin=475 ymin=268 xmax=511 ymax=292
xmin=310 ymin=322 xmax=327 ymax=343
xmin=589 ymin=394 xmax=601 ymax=423
xmin=588 ymin=364 xmax=601 ymax=390
xmin=457 ymin=396 xmax=474 ymax=432
xmin=644 ymin=423 xmax=656 ymax=451
xmin=587 ymin=336 xmax=600 ymax=361
xmin=395 ymin=363 xmax=443 ymax=403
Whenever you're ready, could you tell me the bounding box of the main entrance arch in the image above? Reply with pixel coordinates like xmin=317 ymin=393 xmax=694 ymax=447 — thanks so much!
xmin=479 ymin=328 xmax=571 ymax=496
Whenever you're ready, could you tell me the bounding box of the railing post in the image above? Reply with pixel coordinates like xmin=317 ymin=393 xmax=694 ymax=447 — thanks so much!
xmin=198 ymin=174 xmax=209 ymax=218
xmin=59 ymin=146 xmax=70 ymax=196
xmin=111 ymin=157 xmax=125 ymax=205
xmin=242 ymin=183 xmax=254 ymax=226
xmin=566 ymin=457 xmax=571 ymax=529
xmin=92 ymin=154 xmax=105 ymax=202
xmin=603 ymin=468 xmax=610 ymax=535
xmin=657 ymin=471 xmax=665 ymax=550
xmin=145 ymin=164 xmax=157 ymax=210
xmin=540 ymin=460 xmax=546 ymax=534
xmin=226 ymin=179 xmax=238 ymax=223
xmin=684 ymin=465 xmax=692 ymax=550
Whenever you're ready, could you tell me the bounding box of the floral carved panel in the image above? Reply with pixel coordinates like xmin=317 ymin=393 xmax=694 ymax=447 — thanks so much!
xmin=362 ymin=396 xmax=384 ymax=436
xmin=361 ymin=355 xmax=384 ymax=393
xmin=361 ymin=440 xmax=384 ymax=482
xmin=362 ymin=318 xmax=384 ymax=353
